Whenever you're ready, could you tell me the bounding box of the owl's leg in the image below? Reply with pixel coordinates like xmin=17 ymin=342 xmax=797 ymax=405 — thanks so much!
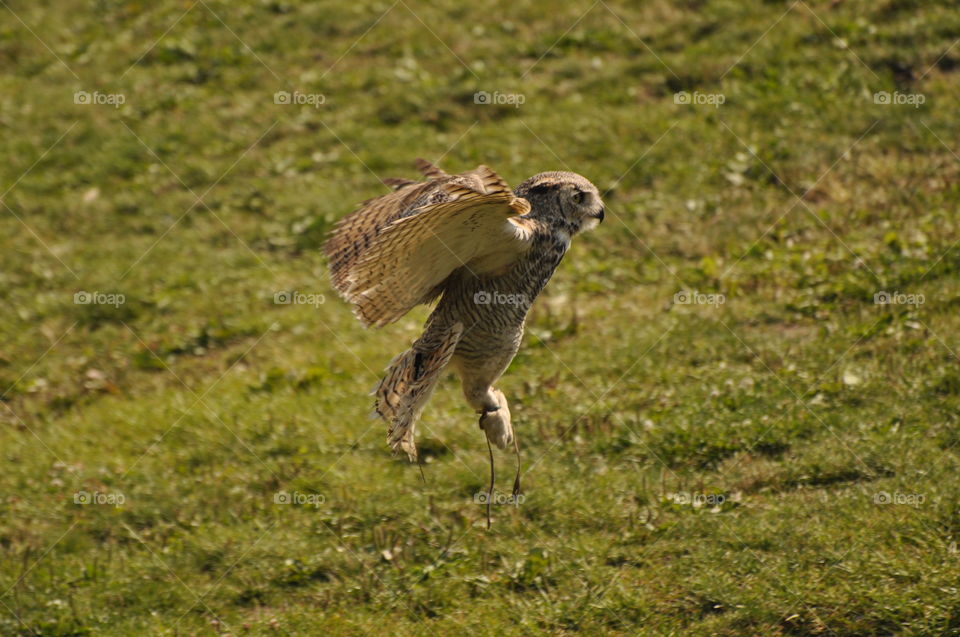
xmin=375 ymin=321 xmax=464 ymax=460
xmin=476 ymin=388 xmax=513 ymax=449
xmin=453 ymin=361 xmax=514 ymax=450
xmin=450 ymin=339 xmax=519 ymax=449
xmin=453 ymin=353 xmax=524 ymax=526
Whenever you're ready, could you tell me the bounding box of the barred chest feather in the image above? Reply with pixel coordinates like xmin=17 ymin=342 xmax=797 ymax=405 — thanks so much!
xmin=439 ymin=232 xmax=569 ymax=337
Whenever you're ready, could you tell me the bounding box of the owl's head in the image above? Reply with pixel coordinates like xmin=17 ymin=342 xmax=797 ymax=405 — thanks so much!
xmin=514 ymin=171 xmax=605 ymax=234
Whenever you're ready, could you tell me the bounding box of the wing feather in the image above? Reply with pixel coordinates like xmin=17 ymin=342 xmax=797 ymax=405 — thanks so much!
xmin=414 ymin=158 xmax=448 ymax=181
xmin=325 ymin=181 xmax=428 ymax=290
xmin=324 ymin=163 xmax=536 ymax=327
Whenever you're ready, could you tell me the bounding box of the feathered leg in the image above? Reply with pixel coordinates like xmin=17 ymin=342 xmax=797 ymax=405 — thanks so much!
xmin=452 ymin=354 xmax=517 ymax=450
xmin=374 ymin=321 xmax=463 ymax=460
xmin=453 ymin=350 xmax=524 ymax=527
xmin=477 ymin=388 xmax=514 ymax=449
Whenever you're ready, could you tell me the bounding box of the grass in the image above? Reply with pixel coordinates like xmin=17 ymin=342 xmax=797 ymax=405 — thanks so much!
xmin=2 ymin=0 xmax=960 ymax=634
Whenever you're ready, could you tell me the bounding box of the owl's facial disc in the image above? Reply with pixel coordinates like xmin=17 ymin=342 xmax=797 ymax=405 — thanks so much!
xmin=565 ymin=185 xmax=605 ymax=233
xmin=515 ymin=172 xmax=604 ymax=234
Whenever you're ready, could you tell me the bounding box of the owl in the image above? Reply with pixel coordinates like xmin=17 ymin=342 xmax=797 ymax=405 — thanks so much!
xmin=324 ymin=159 xmax=604 ymax=463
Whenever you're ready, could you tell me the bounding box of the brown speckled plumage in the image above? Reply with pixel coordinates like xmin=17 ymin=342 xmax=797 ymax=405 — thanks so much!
xmin=324 ymin=160 xmax=604 ymax=459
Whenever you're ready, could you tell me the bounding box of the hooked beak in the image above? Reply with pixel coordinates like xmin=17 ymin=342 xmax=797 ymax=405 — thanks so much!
xmin=594 ymin=207 xmax=605 ymax=223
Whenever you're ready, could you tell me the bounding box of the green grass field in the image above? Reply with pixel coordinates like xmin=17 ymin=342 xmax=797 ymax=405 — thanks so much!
xmin=2 ymin=0 xmax=960 ymax=634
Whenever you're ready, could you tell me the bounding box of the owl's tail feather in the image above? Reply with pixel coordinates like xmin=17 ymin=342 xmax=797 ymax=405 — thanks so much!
xmin=374 ymin=322 xmax=464 ymax=461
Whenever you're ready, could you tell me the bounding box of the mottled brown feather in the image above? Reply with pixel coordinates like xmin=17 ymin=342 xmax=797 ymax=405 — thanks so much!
xmin=324 ymin=162 xmax=533 ymax=328
xmin=375 ymin=321 xmax=464 ymax=459
xmin=414 ymin=158 xmax=448 ymax=180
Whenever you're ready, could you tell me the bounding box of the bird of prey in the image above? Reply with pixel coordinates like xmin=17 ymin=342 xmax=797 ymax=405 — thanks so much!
xmin=324 ymin=159 xmax=604 ymax=478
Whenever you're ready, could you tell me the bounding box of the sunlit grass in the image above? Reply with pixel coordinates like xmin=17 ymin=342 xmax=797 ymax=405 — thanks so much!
xmin=2 ymin=0 xmax=960 ymax=634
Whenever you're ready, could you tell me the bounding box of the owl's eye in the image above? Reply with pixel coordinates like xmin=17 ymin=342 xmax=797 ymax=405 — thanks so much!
xmin=572 ymin=190 xmax=586 ymax=205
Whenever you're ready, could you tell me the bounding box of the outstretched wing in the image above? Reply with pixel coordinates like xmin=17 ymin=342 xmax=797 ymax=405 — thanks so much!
xmin=324 ymin=162 xmax=536 ymax=327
